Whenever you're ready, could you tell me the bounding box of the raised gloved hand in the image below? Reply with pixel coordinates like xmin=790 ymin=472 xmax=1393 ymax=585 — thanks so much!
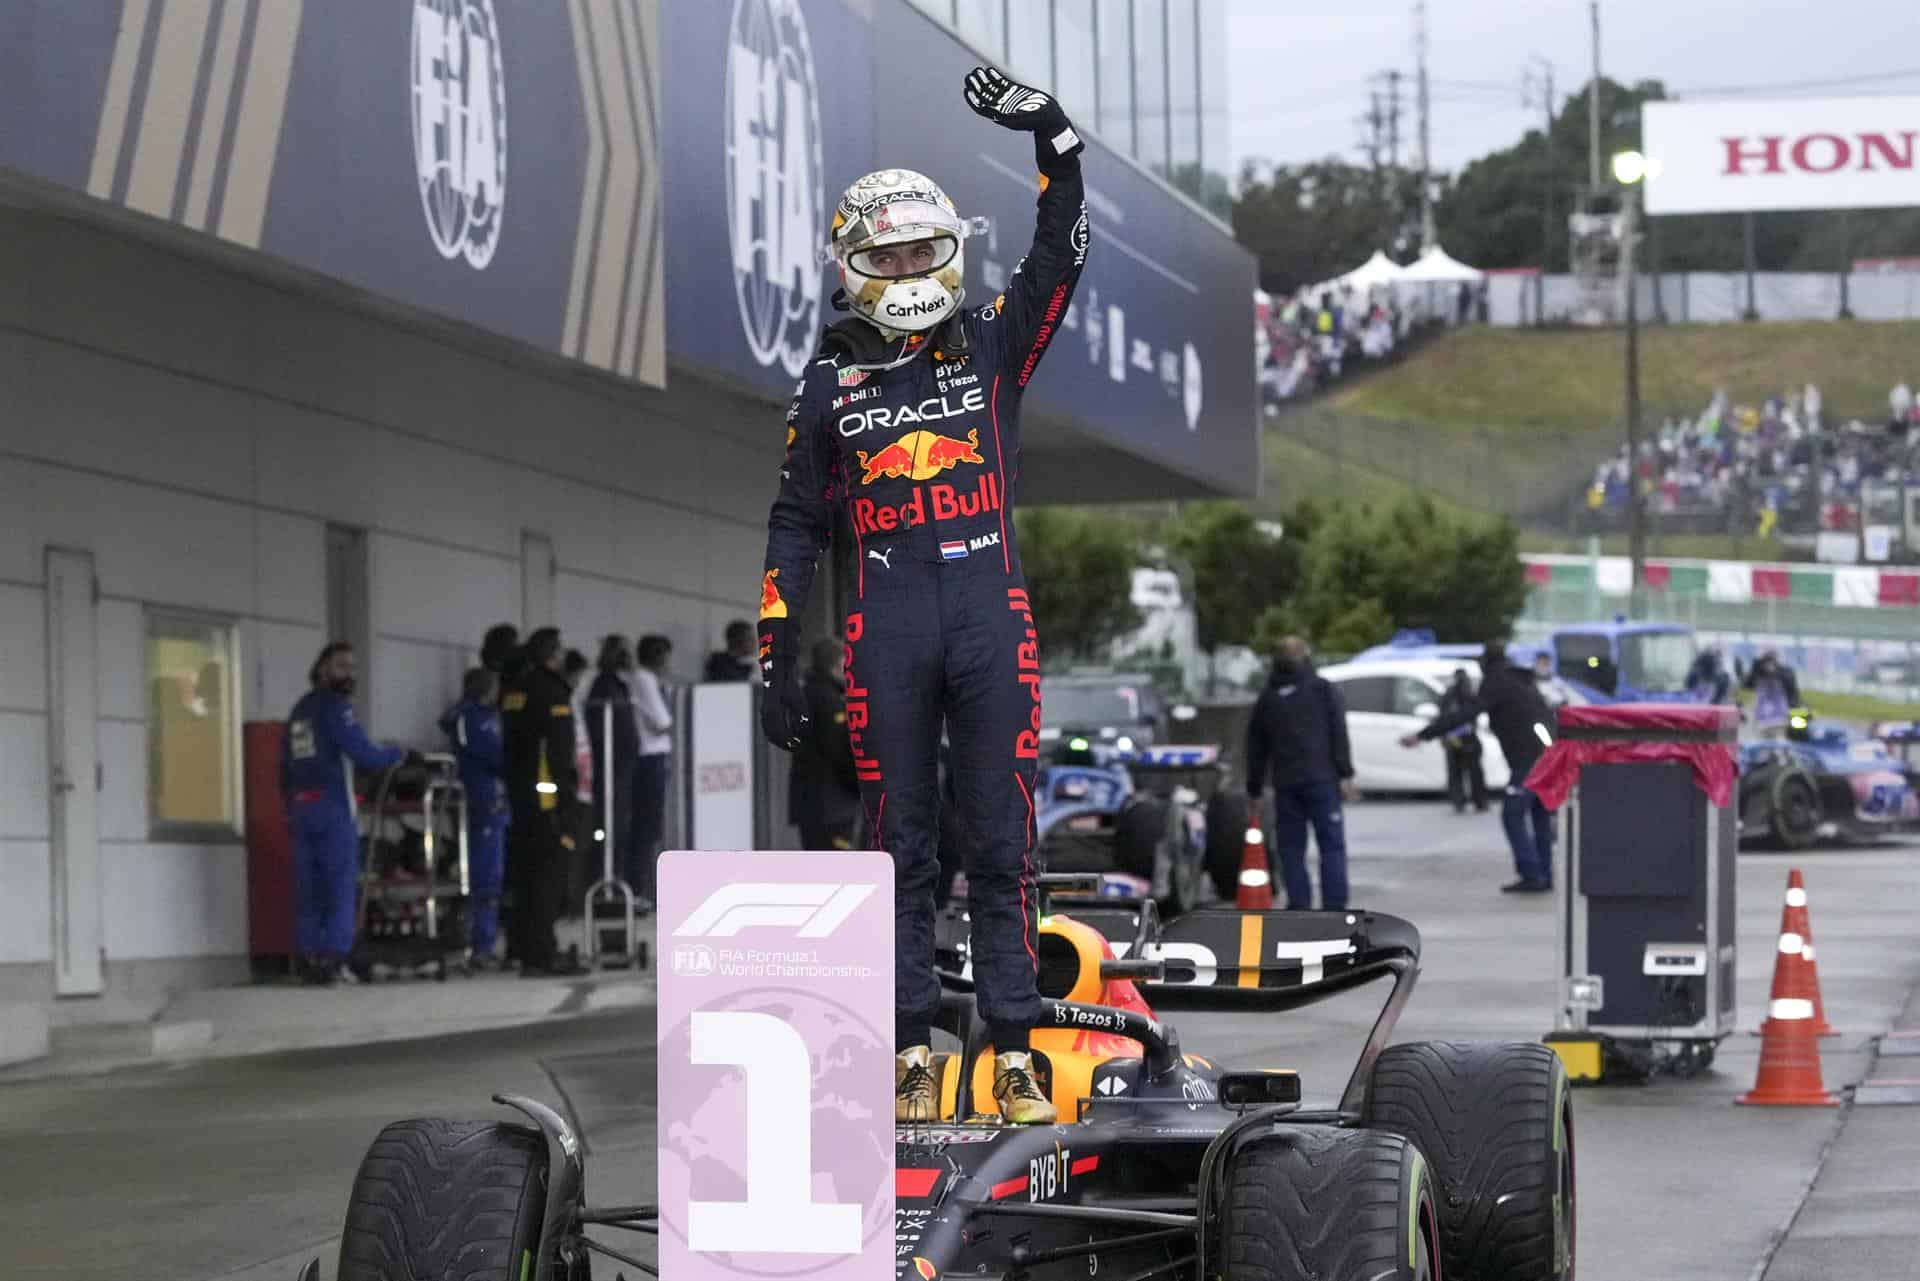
xmin=757 ymin=625 xmax=810 ymax=753
xmin=963 ymin=67 xmax=1081 ymax=162
xmin=963 ymin=67 xmax=1062 ymax=131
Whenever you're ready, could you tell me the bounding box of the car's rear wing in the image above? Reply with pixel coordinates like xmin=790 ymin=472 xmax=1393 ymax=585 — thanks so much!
xmin=1125 ymin=744 xmax=1221 ymax=769
xmin=1071 ymin=905 xmax=1421 ymax=1114
xmin=1123 ymin=743 xmax=1231 ymax=800
xmin=1076 ymin=906 xmax=1421 ymax=1011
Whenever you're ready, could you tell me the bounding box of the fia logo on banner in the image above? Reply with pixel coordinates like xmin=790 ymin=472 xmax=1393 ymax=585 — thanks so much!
xmin=411 ymin=0 xmax=507 ymax=269
xmin=658 ymin=851 xmax=895 ymax=1279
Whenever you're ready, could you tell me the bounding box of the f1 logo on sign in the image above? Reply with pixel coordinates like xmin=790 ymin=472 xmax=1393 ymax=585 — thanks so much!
xmin=659 ymin=851 xmax=895 ymax=1279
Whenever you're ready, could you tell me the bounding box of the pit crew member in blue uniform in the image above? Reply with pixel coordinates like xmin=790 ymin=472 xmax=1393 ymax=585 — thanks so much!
xmin=442 ymin=667 xmax=509 ymax=966
xmin=283 ymin=642 xmax=407 ymax=984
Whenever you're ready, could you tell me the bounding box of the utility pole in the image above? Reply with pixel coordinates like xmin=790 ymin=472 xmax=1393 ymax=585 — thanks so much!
xmin=1386 ymin=70 xmax=1403 ymax=170
xmin=1587 ymin=0 xmax=1602 ymax=196
xmin=1525 ymin=58 xmax=1556 ymax=270
xmin=1415 ymin=0 xmax=1434 ymax=251
xmin=1523 ymin=58 xmax=1556 ymax=325
xmin=1358 ymin=90 xmax=1385 ymax=173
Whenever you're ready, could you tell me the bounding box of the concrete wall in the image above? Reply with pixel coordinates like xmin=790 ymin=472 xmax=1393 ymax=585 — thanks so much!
xmin=0 ymin=208 xmax=770 ymax=1003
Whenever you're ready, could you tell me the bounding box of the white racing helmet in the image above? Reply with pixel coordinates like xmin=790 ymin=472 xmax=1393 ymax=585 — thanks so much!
xmin=830 ymin=168 xmax=967 ymax=334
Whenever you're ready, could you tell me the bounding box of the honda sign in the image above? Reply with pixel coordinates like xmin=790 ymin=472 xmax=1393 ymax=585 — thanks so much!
xmin=1643 ymin=96 xmax=1920 ymax=215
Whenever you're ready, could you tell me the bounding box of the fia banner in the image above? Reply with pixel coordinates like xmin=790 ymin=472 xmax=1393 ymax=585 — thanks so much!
xmin=658 ymin=850 xmax=895 ymax=1280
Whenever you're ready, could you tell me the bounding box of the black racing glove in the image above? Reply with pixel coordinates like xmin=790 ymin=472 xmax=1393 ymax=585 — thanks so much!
xmin=757 ymin=620 xmax=810 ymax=753
xmin=963 ymin=66 xmax=1084 ymax=167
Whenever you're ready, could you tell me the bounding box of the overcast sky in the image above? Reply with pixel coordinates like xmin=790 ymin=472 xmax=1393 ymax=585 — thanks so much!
xmin=1226 ymin=0 xmax=1920 ymax=178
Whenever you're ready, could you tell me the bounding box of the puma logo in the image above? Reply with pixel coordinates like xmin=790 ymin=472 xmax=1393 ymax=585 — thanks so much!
xmin=868 ymin=547 xmax=894 ymax=570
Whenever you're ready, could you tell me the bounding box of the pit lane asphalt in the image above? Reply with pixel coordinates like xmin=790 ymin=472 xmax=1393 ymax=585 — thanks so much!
xmin=4 ymin=801 xmax=1917 ymax=1281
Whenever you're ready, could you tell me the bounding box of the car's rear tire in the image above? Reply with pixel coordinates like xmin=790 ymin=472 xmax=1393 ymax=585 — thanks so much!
xmin=1220 ymin=1128 xmax=1437 ymax=1281
xmin=337 ymin=1118 xmax=548 ymax=1281
xmin=1205 ymin=791 xmax=1251 ymax=901
xmin=1366 ymin=1040 xmax=1574 ymax=1281
xmin=1114 ymin=797 xmax=1167 ymax=880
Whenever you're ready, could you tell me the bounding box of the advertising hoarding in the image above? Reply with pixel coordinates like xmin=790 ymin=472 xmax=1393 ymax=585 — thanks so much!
xmin=666 ymin=0 xmax=1256 ymax=495
xmin=1644 ymin=96 xmax=1920 ymax=215
xmin=0 ymin=0 xmax=665 ymax=384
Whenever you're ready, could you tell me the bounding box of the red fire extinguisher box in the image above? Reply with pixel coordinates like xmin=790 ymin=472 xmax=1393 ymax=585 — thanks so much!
xmin=243 ymin=720 xmax=293 ymax=974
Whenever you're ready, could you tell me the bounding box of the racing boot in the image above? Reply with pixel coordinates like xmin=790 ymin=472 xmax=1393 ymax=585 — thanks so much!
xmin=896 ymin=1046 xmax=938 ymax=1124
xmin=992 ymin=1051 xmax=1057 ymax=1125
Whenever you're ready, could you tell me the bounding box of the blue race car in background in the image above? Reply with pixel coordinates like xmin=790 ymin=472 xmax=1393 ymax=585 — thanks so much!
xmin=1031 ymin=737 xmax=1250 ymax=916
xmin=1738 ymin=717 xmax=1919 ymax=848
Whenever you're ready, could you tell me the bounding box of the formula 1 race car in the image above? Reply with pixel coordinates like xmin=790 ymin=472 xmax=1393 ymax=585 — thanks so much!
xmin=1034 ymin=740 xmax=1251 ymax=914
xmin=308 ymin=878 xmax=1574 ymax=1281
xmin=1738 ymin=721 xmax=1919 ymax=848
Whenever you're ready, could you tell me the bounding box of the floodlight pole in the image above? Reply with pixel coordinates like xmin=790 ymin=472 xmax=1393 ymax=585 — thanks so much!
xmin=1621 ymin=183 xmax=1647 ymax=616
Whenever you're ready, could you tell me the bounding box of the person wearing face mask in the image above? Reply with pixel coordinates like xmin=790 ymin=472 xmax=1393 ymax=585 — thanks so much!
xmin=283 ymin=641 xmax=411 ymax=985
xmin=1244 ymin=637 xmax=1356 ymax=911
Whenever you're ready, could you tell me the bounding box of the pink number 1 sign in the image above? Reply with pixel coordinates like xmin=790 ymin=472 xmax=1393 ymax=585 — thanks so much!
xmin=657 ymin=850 xmax=896 ymax=1279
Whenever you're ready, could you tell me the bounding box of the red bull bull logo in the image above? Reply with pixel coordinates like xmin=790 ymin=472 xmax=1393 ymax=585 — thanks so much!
xmin=856 ymin=429 xmax=984 ymax=484
xmin=759 ymin=568 xmax=787 ymax=620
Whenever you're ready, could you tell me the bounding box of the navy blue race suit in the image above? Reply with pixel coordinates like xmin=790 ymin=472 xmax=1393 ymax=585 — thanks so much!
xmin=759 ymin=117 xmax=1089 ymax=1052
xmin=442 ymin=696 xmax=509 ymax=956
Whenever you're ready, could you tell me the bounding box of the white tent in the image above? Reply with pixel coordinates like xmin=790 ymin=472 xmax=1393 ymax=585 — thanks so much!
xmin=1301 ymin=249 xmax=1406 ymax=300
xmin=1340 ymin=249 xmax=1408 ymax=291
xmin=1396 ymin=244 xmax=1484 ymax=284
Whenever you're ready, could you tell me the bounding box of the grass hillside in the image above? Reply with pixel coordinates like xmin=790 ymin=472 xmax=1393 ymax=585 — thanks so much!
xmin=1333 ymin=320 xmax=1920 ymax=433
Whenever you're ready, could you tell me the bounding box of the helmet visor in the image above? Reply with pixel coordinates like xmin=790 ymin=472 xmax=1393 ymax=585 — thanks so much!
xmin=848 ymin=234 xmax=959 ymax=281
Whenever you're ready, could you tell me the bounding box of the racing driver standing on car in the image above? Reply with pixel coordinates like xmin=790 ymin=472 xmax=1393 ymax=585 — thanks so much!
xmin=756 ymin=67 xmax=1089 ymax=1125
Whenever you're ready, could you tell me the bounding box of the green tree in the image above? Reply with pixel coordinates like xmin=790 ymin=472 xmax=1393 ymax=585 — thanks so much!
xmin=1278 ymin=496 xmax=1528 ymax=652
xmin=1013 ymin=508 xmax=1142 ymax=667
xmin=1167 ymin=502 xmax=1300 ymax=694
xmin=1232 ymin=159 xmax=1420 ymax=295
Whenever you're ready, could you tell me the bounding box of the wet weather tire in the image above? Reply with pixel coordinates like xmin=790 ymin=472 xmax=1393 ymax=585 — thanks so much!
xmin=1114 ymin=798 xmax=1168 ymax=880
xmin=1770 ymin=770 xmax=1821 ymax=850
xmin=337 ymin=1118 xmax=548 ymax=1281
xmin=1220 ymin=1128 xmax=1436 ymax=1281
xmin=1205 ymin=791 xmax=1251 ymax=901
xmin=1366 ymin=1040 xmax=1574 ymax=1281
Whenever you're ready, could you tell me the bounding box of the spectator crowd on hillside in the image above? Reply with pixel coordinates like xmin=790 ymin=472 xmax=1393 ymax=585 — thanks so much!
xmin=1256 ymin=280 xmax=1488 ymax=412
xmin=1587 ymin=383 xmax=1920 ymax=537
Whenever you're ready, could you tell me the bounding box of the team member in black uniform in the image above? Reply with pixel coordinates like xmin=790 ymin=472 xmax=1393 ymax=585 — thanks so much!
xmin=501 ymin=627 xmax=584 ymax=975
xmin=756 ymin=67 xmax=1089 ymax=1124
xmin=791 ymin=638 xmax=864 ymax=853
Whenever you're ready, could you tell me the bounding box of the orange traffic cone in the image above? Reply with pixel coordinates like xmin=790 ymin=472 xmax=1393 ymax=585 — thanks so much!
xmin=1737 ymin=995 xmax=1839 ymax=1106
xmin=1790 ymin=872 xmax=1838 ymax=1037
xmin=1236 ymin=821 xmax=1273 ymax=910
xmin=1755 ymin=870 xmax=1836 ymax=1037
xmin=1739 ymin=871 xmax=1840 ymax=1107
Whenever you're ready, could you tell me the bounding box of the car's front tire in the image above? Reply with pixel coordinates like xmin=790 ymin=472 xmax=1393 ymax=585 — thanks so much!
xmin=1114 ymin=797 xmax=1168 ymax=881
xmin=1366 ymin=1040 xmax=1574 ymax=1281
xmin=337 ymin=1118 xmax=548 ymax=1281
xmin=1220 ymin=1128 xmax=1437 ymax=1281
xmin=1204 ymin=791 xmax=1251 ymax=901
